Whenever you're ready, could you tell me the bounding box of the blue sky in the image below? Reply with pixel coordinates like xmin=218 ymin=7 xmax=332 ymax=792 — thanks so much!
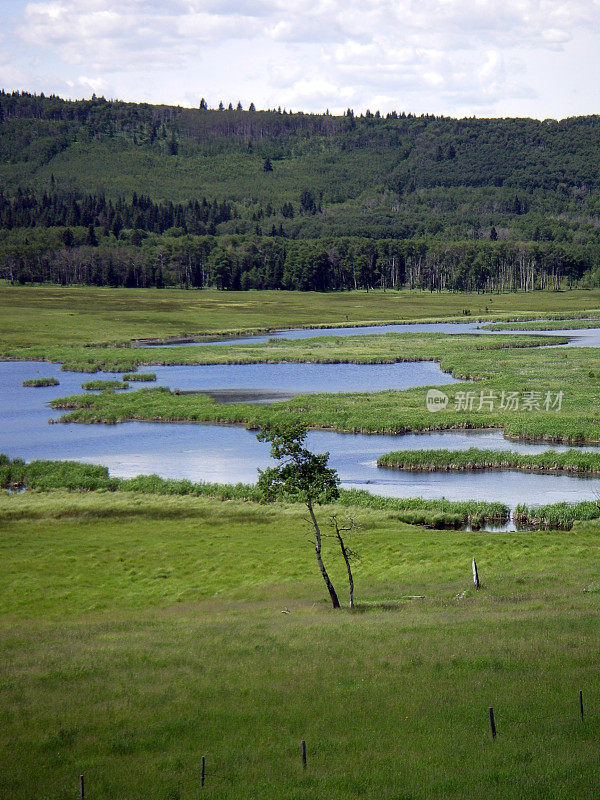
xmin=1 ymin=0 xmax=599 ymax=118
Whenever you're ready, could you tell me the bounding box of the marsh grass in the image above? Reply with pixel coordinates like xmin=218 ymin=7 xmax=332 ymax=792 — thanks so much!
xmin=378 ymin=447 xmax=600 ymax=474
xmin=0 ymin=456 xmax=507 ymax=526
xmin=47 ymin=331 xmax=600 ymax=444
xmin=122 ymin=372 xmax=157 ymax=381
xmin=2 ymin=490 xmax=600 ymax=799
xmin=7 ymin=453 xmax=598 ymax=530
xmin=2 ymin=285 xmax=600 ymax=349
xmin=485 ymin=318 xmax=600 ymax=331
xmin=3 ymin=330 xmax=554 ymax=373
xmin=21 ymin=377 xmax=59 ymax=387
xmin=515 ymin=500 xmax=600 ymax=529
xmin=81 ymin=379 xmax=129 ymax=391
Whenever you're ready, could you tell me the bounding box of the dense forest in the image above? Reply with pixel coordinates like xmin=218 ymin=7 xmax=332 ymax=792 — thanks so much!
xmin=1 ymin=89 xmax=600 ymax=290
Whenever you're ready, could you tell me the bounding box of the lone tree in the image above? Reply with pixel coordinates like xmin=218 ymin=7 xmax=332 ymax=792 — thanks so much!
xmin=257 ymin=423 xmax=341 ymax=608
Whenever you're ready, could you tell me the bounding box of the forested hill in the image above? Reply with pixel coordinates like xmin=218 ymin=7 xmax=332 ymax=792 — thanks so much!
xmin=2 ymin=89 xmax=600 ymax=291
xmin=3 ymin=90 xmax=600 ymax=237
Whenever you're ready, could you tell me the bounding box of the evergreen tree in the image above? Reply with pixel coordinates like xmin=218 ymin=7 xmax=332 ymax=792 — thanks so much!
xmin=85 ymin=224 xmax=98 ymax=246
xmin=61 ymin=228 xmax=74 ymax=248
xmin=300 ymin=188 xmax=316 ymax=215
xmin=112 ymin=214 xmax=123 ymax=239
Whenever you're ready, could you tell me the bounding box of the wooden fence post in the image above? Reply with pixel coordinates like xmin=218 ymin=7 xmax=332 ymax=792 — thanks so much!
xmin=472 ymin=558 xmax=480 ymax=589
xmin=79 ymin=774 xmax=84 ymax=800
xmin=489 ymin=707 xmax=496 ymax=739
xmin=301 ymin=739 xmax=307 ymax=770
xmin=201 ymin=756 xmax=205 ymax=788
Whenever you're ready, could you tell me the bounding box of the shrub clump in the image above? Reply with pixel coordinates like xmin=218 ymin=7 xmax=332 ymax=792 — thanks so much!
xmin=22 ymin=377 xmax=59 ymax=387
xmin=514 ymin=500 xmax=600 ymax=530
xmin=122 ymin=373 xmax=156 ymax=381
xmin=378 ymin=448 xmax=600 ymax=475
xmin=82 ymin=379 xmax=129 ymax=391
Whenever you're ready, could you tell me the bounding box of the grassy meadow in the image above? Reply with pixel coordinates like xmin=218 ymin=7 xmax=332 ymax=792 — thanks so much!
xmin=3 ymin=286 xmax=600 ymax=798
xmin=2 ymin=284 xmax=600 ymax=349
xmin=2 ymin=489 xmax=600 ymax=800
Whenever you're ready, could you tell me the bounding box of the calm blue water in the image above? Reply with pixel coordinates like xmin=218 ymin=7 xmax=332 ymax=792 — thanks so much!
xmin=142 ymin=321 xmax=483 ymax=346
xmin=148 ymin=360 xmax=459 ymax=395
xmin=1 ymin=359 xmax=600 ymax=509
xmin=140 ymin=321 xmax=600 ymax=348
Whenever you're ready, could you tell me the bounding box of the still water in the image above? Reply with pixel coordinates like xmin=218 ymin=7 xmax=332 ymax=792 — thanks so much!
xmin=140 ymin=320 xmax=600 ymax=348
xmin=1 ymin=358 xmax=599 ymax=509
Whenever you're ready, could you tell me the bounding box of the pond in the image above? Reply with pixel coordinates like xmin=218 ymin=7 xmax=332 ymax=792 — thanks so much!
xmin=1 ymin=360 xmax=599 ymax=511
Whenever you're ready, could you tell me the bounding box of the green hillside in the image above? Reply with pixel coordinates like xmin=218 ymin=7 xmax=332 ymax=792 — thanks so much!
xmin=2 ymin=90 xmax=600 ymax=290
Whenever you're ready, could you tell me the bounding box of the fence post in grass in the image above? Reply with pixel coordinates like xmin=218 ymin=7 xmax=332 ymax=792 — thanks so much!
xmin=489 ymin=707 xmax=496 ymax=739
xmin=201 ymin=756 xmax=205 ymax=788
xmin=301 ymin=739 xmax=307 ymax=770
xmin=79 ymin=774 xmax=84 ymax=800
xmin=580 ymin=690 xmax=584 ymax=720
xmin=472 ymin=558 xmax=480 ymax=589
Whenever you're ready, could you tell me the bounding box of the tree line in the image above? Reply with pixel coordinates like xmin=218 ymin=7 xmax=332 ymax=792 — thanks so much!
xmin=1 ymin=233 xmax=595 ymax=292
xmin=0 ymin=189 xmax=235 ymax=236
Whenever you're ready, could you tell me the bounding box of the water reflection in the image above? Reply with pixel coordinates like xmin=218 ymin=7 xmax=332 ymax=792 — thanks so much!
xmin=1 ymin=361 xmax=599 ymax=509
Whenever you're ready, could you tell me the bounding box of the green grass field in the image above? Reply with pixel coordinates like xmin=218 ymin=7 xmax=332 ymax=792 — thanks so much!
xmin=2 ymin=285 xmax=600 ymax=348
xmin=3 ymin=286 xmax=600 ymax=798
xmin=2 ymin=490 xmax=600 ymax=800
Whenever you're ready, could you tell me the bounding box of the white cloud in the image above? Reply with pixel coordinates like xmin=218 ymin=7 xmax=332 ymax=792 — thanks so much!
xmin=4 ymin=0 xmax=600 ymax=115
xmin=66 ymin=75 xmax=110 ymax=95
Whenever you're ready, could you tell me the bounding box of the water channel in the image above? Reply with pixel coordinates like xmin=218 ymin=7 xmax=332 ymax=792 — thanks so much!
xmin=2 ymin=319 xmax=599 ymax=513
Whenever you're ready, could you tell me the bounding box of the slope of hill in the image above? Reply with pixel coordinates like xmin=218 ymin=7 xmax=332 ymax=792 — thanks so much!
xmin=1 ymin=90 xmax=600 ymax=290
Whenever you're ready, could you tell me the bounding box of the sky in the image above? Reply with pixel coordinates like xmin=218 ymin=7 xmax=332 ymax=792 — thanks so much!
xmin=1 ymin=0 xmax=599 ymax=119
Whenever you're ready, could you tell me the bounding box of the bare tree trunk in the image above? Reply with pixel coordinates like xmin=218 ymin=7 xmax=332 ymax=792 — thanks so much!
xmin=334 ymin=522 xmax=355 ymax=608
xmin=307 ymin=499 xmax=340 ymax=609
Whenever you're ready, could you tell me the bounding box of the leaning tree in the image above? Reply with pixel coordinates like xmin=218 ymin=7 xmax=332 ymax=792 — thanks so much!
xmin=257 ymin=423 xmax=342 ymax=609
